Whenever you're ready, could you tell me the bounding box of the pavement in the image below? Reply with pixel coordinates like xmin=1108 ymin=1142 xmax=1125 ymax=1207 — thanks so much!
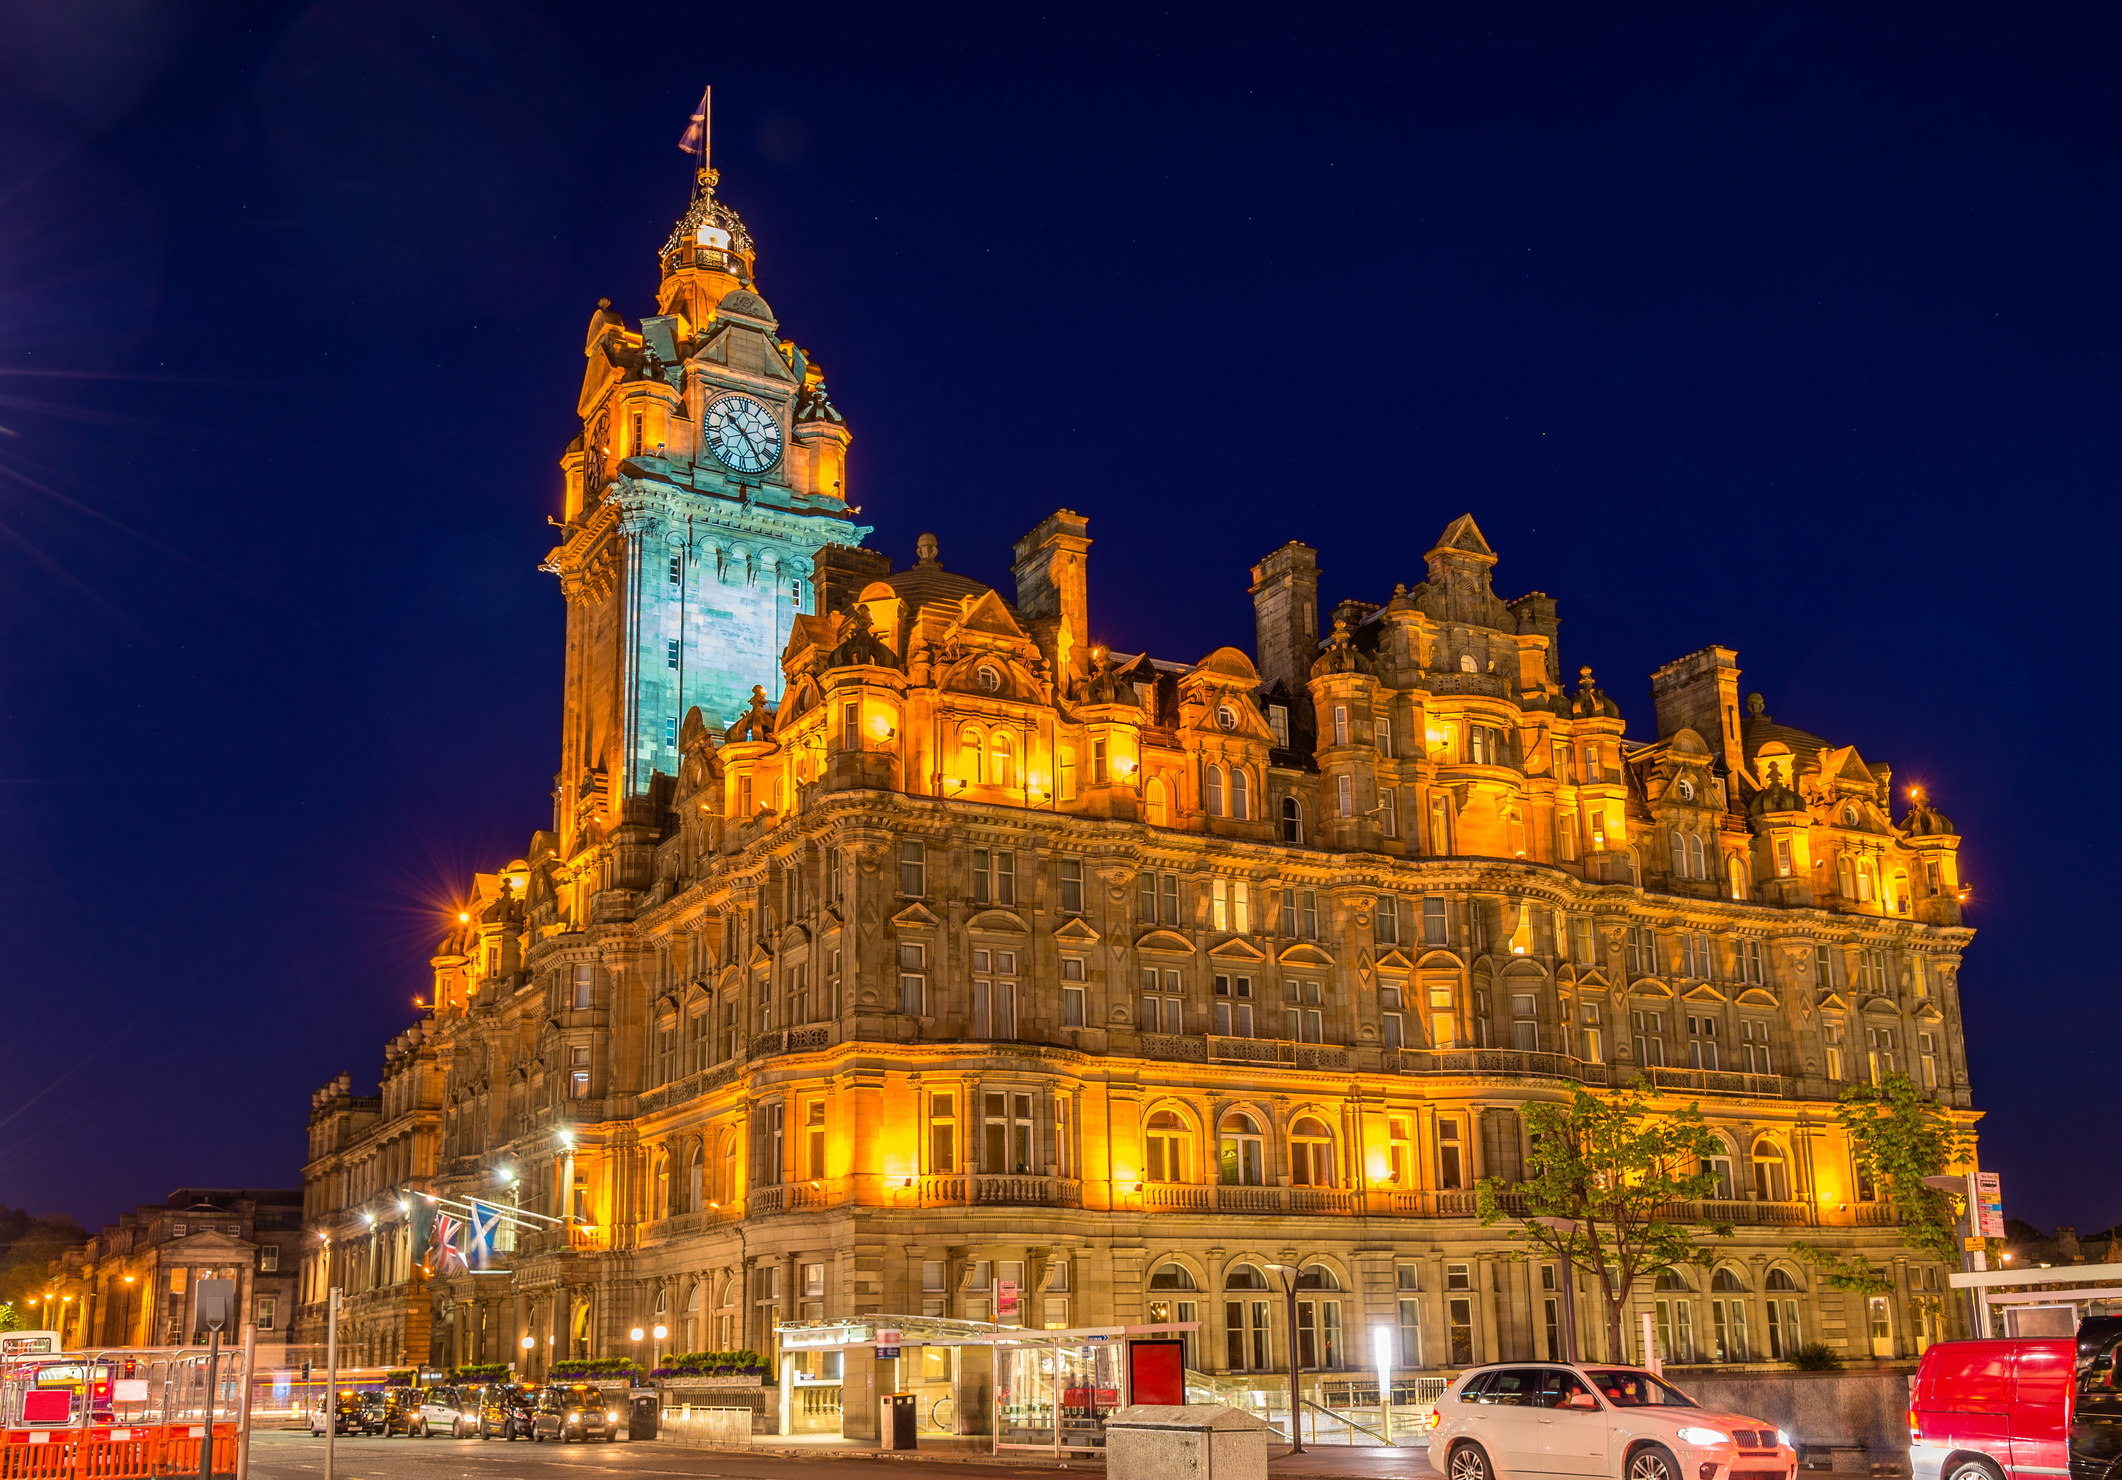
xmin=244 ymin=1426 xmax=1442 ymax=1480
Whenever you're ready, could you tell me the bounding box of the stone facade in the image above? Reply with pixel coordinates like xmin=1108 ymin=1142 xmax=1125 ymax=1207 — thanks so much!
xmin=293 ymin=162 xmax=1979 ymax=1390
xmin=47 ymin=1189 xmax=302 ymax=1361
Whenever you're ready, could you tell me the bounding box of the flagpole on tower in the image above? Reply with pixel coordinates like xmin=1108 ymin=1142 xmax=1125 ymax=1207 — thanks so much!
xmin=680 ymin=84 xmax=713 ymax=198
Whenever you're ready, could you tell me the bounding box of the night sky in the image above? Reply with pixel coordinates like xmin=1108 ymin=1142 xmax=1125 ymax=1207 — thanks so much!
xmin=3 ymin=2 xmax=2115 ymax=1236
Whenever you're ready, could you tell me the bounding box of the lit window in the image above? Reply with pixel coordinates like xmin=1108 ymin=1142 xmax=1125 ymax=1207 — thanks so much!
xmin=1336 ymin=773 xmax=1353 ymax=819
xmin=1217 ymin=704 xmax=1238 ymax=731
xmin=1268 ymin=705 xmax=1289 ymax=747
xmin=1060 ymin=857 xmax=1084 ymax=913
xmin=1205 ymin=765 xmax=1224 ymax=817
xmin=1230 ymin=767 xmax=1249 ymax=820
xmin=1333 ymin=706 xmax=1349 ymax=746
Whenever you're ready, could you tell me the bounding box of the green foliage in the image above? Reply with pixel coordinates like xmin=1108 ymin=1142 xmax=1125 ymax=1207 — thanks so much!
xmin=0 ymin=1301 xmax=21 ymax=1332
xmin=452 ymin=1362 xmax=512 ymax=1381
xmin=661 ymin=1349 xmax=760 ymax=1370
xmin=1790 ymin=1341 xmax=1844 ymax=1372
xmin=548 ymin=1356 xmax=640 ymax=1377
xmin=1834 ymin=1072 xmax=1968 ymax=1263
xmin=1479 ymin=1078 xmax=1736 ymax=1359
xmin=1785 ymin=1071 xmax=1970 ymax=1278
xmin=1786 ymin=1243 xmax=1893 ymax=1294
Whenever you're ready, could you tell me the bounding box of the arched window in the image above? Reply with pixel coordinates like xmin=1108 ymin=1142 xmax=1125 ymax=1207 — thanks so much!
xmin=683 ymin=1280 xmax=703 ymax=1350
xmin=958 ymin=725 xmax=984 ymax=785
xmin=1687 ymin=834 xmax=1706 ymax=880
xmin=1751 ymin=1136 xmax=1790 ymax=1202
xmin=1223 ymin=1263 xmax=1269 ymax=1290
xmin=1653 ymin=1269 xmax=1693 ymax=1292
xmin=1765 ymin=1268 xmax=1802 ymax=1358
xmin=1765 ymin=1268 xmax=1801 ymax=1292
xmin=1710 ymin=1267 xmax=1749 ymax=1292
xmin=1204 ymin=765 xmax=1225 ymax=818
xmin=990 ymin=729 xmax=1015 ymax=789
xmin=1890 ymin=869 xmax=1909 ymax=914
xmin=1218 ymin=1112 xmax=1264 ymax=1186
xmin=1842 ymin=803 xmax=1860 ymax=826
xmin=1459 ymin=653 xmax=1478 ymax=673
xmin=1282 ymin=796 xmax=1304 ymax=844
xmin=1146 ymin=776 xmax=1170 ymax=827
xmin=1148 ymin=1263 xmax=1199 ymax=1291
xmin=1856 ymin=858 xmax=1876 ymax=902
xmin=653 ymin=1151 xmax=670 ymax=1220
xmin=1670 ymin=830 xmax=1688 ymax=876
xmin=1296 ymin=1263 xmax=1341 ymax=1290
xmin=687 ymin=1143 xmax=705 ymax=1212
xmin=1837 ymin=855 xmax=1855 ymax=898
xmin=1506 ymin=810 xmax=1526 ymax=858
xmin=1146 ymin=1110 xmax=1190 ymax=1184
xmin=719 ymin=1131 xmax=736 ymax=1206
xmin=1727 ymin=854 xmax=1747 ymax=901
xmin=1289 ymin=1116 xmax=1336 ymax=1187
xmin=1230 ymin=767 xmax=1250 ymax=820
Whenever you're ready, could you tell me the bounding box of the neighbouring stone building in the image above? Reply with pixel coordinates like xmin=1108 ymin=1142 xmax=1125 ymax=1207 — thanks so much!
xmin=47 ymin=1189 xmax=302 ymax=1361
xmin=293 ymin=150 xmax=1980 ymax=1415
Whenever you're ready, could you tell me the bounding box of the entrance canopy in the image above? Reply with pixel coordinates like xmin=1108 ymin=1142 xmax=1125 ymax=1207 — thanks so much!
xmin=778 ymin=1316 xmax=1195 ymax=1351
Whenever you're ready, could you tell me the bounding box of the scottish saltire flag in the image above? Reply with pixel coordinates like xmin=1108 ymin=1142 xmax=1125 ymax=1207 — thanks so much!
xmin=464 ymin=1200 xmax=503 ymax=1271
xmin=678 ymin=86 xmax=711 ymax=156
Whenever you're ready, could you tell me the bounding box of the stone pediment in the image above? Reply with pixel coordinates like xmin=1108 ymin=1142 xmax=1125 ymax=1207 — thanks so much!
xmin=776 ymin=923 xmax=812 ymax=952
xmin=1736 ymin=988 xmax=1779 ymax=1007
xmin=1630 ymin=978 xmax=1673 ymax=998
xmin=1372 ymin=948 xmax=1412 ymax=973
xmin=950 ymin=589 xmax=1030 ymax=642
xmin=1859 ymin=995 xmax=1899 ymax=1016
xmin=891 ymin=902 xmax=944 ymax=929
xmin=1280 ymin=942 xmax=1337 ymax=968
xmin=747 ymin=942 xmax=775 ymax=968
xmin=1416 ymin=949 xmax=1464 ymax=971
xmin=1053 ymin=916 xmax=1102 ymax=945
xmin=1816 ymin=990 xmax=1849 ymax=1012
xmin=966 ymin=908 xmax=1030 ymax=934
xmin=1681 ymin=983 xmax=1728 ymax=1002
xmin=1134 ymin=929 xmax=1195 ymax=955
xmin=1207 ymin=936 xmax=1267 ymax=963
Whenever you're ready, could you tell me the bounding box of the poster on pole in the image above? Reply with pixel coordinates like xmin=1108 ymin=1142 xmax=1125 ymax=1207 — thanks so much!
xmin=997 ymin=1279 xmax=1020 ymax=1321
xmin=1974 ymin=1171 xmax=2005 ymax=1239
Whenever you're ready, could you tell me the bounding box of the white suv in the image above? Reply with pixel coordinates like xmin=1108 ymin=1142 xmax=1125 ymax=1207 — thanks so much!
xmin=1428 ymin=1363 xmax=1797 ymax=1480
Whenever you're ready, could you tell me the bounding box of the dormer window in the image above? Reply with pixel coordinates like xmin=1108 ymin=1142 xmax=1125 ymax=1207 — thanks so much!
xmin=1459 ymin=653 xmax=1478 ymax=673
xmin=1675 ymin=776 xmax=1696 ymax=802
xmin=1217 ymin=704 xmax=1239 ymax=731
xmin=1842 ymin=803 xmax=1859 ymax=826
xmin=977 ymin=664 xmax=1001 ymax=693
xmin=1268 ymin=705 xmax=1289 ymax=748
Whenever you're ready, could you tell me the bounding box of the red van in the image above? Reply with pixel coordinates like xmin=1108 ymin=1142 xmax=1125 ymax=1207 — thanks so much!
xmin=1910 ymin=1319 xmax=2122 ymax=1480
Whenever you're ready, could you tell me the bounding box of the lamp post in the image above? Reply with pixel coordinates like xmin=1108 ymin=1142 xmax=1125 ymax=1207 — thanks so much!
xmin=122 ymin=1276 xmax=136 ymax=1346
xmin=1923 ymin=1174 xmax=1985 ymax=1337
xmin=1530 ymin=1217 xmax=1582 ymax=1363
xmin=653 ymin=1324 xmax=668 ymax=1373
xmin=1265 ymin=1263 xmax=1305 ymax=1453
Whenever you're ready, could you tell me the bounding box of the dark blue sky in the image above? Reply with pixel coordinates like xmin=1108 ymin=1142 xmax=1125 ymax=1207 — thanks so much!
xmin=1 ymin=1 xmax=2113 ymax=1234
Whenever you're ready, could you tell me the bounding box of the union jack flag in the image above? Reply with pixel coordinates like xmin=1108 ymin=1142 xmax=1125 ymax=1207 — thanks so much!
xmin=425 ymin=1210 xmax=466 ymax=1276
xmin=678 ymin=86 xmax=711 ymax=157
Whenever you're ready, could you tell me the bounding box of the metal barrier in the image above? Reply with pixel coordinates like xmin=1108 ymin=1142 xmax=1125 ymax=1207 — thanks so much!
xmin=0 ymin=1425 xmax=235 ymax=1478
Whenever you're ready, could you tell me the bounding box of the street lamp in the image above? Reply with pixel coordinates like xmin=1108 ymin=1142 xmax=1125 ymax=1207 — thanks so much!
xmin=1264 ymin=1263 xmax=1307 ymax=1453
xmin=1530 ymin=1217 xmax=1582 ymax=1363
xmin=1923 ymin=1174 xmax=1985 ymax=1336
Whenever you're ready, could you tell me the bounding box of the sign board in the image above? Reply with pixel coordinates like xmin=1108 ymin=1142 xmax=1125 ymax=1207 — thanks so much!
xmin=113 ymin=1380 xmax=149 ymax=1402
xmin=997 ymin=1279 xmax=1020 ymax=1320
xmin=875 ymin=1328 xmax=901 ymax=1360
xmin=1128 ymin=1340 xmax=1185 ymax=1406
xmin=195 ymin=1278 xmax=236 ymax=1333
xmin=1974 ymin=1172 xmax=2005 ymax=1239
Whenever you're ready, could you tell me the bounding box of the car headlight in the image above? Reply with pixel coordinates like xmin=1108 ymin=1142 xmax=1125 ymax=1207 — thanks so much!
xmin=1778 ymin=1431 xmax=1791 ymax=1449
xmin=569 ymin=1411 xmax=581 ymax=1420
xmin=1677 ymin=1428 xmax=1733 ymax=1447
xmin=607 ymin=1411 xmax=618 ymax=1422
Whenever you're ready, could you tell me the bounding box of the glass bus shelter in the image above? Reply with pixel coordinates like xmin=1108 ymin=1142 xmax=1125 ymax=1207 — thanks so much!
xmin=776 ymin=1316 xmax=1195 ymax=1455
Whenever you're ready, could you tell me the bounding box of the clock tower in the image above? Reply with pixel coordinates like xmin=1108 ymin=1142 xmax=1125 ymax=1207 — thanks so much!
xmin=544 ymin=162 xmax=870 ymax=850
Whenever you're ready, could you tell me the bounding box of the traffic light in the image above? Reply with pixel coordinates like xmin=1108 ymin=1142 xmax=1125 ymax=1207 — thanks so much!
xmin=301 ymin=1361 xmax=312 ymax=1381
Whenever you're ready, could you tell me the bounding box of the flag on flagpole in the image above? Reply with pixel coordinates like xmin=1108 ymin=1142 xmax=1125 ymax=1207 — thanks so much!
xmin=464 ymin=1200 xmax=503 ymax=1271
xmin=424 ymin=1209 xmax=467 ymax=1276
xmin=678 ymin=85 xmax=711 ymax=157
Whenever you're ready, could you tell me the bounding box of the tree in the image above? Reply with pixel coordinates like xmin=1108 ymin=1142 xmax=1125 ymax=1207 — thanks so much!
xmin=1789 ymin=1070 xmax=1969 ymax=1287
xmin=1479 ymin=1078 xmax=1735 ymax=1361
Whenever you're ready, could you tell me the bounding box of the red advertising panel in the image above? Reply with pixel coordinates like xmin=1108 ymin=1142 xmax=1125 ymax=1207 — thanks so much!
xmin=1129 ymin=1340 xmax=1185 ymax=1406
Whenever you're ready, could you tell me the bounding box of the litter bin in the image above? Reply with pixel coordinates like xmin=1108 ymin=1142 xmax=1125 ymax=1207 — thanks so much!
xmin=628 ymin=1389 xmax=659 ymax=1440
xmin=882 ymin=1391 xmax=917 ymax=1450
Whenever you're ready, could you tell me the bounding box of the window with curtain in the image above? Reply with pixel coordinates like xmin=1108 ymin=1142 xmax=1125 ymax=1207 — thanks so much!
xmin=958 ymin=725 xmax=983 ymax=784
xmin=991 ymin=729 xmax=1015 ymax=788
xmin=1204 ymin=765 xmax=1224 ymax=817
xmin=1145 ymin=1111 xmax=1190 ymax=1183
xmin=1289 ymin=1117 xmax=1336 ymax=1186
xmin=1230 ymin=767 xmax=1249 ymax=819
xmin=1218 ymin=1113 xmax=1265 ymax=1185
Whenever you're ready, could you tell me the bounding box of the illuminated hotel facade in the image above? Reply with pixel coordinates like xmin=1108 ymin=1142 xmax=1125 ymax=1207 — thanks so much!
xmin=293 ymin=160 xmax=1979 ymax=1412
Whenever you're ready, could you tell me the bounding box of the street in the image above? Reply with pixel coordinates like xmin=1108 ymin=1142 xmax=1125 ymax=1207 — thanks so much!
xmin=243 ymin=1429 xmax=1439 ymax=1480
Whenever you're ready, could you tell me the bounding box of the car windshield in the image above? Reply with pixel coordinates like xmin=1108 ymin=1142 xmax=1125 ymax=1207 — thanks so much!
xmin=1584 ymin=1369 xmax=1698 ymax=1408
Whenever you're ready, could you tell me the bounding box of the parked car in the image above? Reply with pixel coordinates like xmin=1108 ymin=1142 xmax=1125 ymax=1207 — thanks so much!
xmin=532 ymin=1382 xmax=616 ymax=1442
xmin=411 ymin=1385 xmax=477 ymax=1439
xmin=309 ymin=1390 xmax=368 ymax=1436
xmin=479 ymin=1383 xmax=539 ymax=1441
xmin=1907 ymin=1320 xmax=2122 ymax=1480
xmin=1428 ymin=1362 xmax=1797 ymax=1480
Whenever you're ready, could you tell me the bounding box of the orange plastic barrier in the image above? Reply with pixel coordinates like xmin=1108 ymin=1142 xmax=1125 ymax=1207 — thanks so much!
xmin=0 ymin=1426 xmax=234 ymax=1479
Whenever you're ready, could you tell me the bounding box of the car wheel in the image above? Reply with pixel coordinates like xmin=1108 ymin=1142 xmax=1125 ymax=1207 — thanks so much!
xmin=606 ymin=1432 xmax=616 ymax=1443
xmin=1449 ymin=1442 xmax=1495 ymax=1480
xmin=1947 ymin=1462 xmax=2005 ymax=1480
xmin=1628 ymin=1443 xmax=1684 ymax=1480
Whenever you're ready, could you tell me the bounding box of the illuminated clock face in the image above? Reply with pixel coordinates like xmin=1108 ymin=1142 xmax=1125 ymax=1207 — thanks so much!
xmin=704 ymin=395 xmax=783 ymax=474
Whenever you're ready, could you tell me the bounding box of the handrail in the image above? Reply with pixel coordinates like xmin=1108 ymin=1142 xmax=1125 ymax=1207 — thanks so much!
xmin=1298 ymin=1396 xmax=1392 ymax=1446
